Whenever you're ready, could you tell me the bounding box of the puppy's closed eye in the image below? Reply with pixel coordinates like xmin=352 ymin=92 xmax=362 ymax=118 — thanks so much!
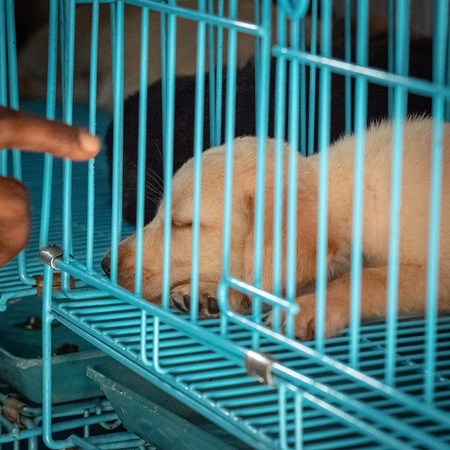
xmin=171 ymin=219 xmax=193 ymax=228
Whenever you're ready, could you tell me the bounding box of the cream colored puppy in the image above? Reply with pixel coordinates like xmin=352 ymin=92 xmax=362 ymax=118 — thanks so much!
xmin=110 ymin=117 xmax=450 ymax=340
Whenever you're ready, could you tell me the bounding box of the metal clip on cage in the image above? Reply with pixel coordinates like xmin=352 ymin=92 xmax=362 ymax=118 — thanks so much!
xmin=245 ymin=350 xmax=275 ymax=386
xmin=39 ymin=245 xmax=64 ymax=270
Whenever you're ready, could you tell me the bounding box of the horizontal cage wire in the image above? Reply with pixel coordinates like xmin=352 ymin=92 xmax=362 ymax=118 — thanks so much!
xmin=0 ymin=389 xmax=128 ymax=449
xmin=1 ymin=0 xmax=450 ymax=449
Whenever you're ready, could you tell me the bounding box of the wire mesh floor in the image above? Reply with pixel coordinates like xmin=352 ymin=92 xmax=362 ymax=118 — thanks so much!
xmin=52 ymin=293 xmax=450 ymax=450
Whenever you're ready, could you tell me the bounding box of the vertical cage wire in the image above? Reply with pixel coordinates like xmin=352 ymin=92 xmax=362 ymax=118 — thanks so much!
xmin=387 ymin=0 xmax=395 ymax=118
xmin=0 ymin=0 xmax=8 ymax=174
xmin=5 ymin=0 xmax=18 ymax=111
xmin=159 ymin=11 xmax=167 ymax=151
xmin=299 ymin=18 xmax=307 ymax=156
xmin=208 ymin=0 xmax=224 ymax=149
xmin=42 ymin=265 xmax=73 ymax=450
xmin=189 ymin=0 xmax=208 ymax=323
xmin=306 ymin=0 xmax=318 ymax=156
xmin=137 ymin=6 xmax=151 ymax=369
xmin=278 ymin=382 xmax=288 ymax=449
xmin=344 ymin=0 xmax=352 ymax=135
xmin=271 ymin=3 xmax=288 ymax=333
xmin=110 ymin=0 xmax=125 ymax=285
xmin=424 ymin=0 xmax=449 ymax=404
xmin=447 ymin=14 xmax=450 ymax=123
xmin=348 ymin=0 xmax=369 ymax=370
xmin=250 ymin=0 xmax=273 ymax=349
xmin=39 ymin=0 xmax=58 ymax=251
xmin=294 ymin=388 xmax=303 ymax=450
xmin=284 ymin=18 xmax=300 ymax=341
xmin=132 ymin=4 xmax=149 ymax=281
xmin=315 ymin=0 xmax=332 ymax=352
xmin=61 ymin=0 xmax=76 ymax=297
xmin=161 ymin=0 xmax=177 ymax=312
xmin=219 ymin=0 xmax=239 ymax=336
xmin=86 ymin=0 xmax=100 ymax=273
xmin=385 ymin=0 xmax=410 ymax=387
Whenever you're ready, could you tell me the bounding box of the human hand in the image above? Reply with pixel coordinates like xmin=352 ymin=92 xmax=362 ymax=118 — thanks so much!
xmin=0 ymin=106 xmax=101 ymax=267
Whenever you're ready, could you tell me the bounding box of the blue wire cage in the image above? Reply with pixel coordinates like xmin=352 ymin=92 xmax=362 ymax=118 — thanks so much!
xmin=0 ymin=388 xmax=127 ymax=450
xmin=1 ymin=0 xmax=450 ymax=448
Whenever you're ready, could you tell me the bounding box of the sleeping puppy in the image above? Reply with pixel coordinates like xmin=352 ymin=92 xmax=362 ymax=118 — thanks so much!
xmin=109 ymin=36 xmax=433 ymax=225
xmin=106 ymin=117 xmax=450 ymax=340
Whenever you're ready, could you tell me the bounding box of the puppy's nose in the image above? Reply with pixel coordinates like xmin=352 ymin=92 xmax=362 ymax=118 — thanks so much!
xmin=101 ymin=254 xmax=111 ymax=277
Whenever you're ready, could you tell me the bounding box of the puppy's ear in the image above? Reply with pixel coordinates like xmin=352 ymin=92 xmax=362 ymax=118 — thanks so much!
xmin=242 ymin=189 xmax=277 ymax=293
xmin=241 ymin=192 xmax=255 ymax=285
xmin=327 ymin=238 xmax=340 ymax=261
xmin=324 ymin=236 xmax=348 ymax=281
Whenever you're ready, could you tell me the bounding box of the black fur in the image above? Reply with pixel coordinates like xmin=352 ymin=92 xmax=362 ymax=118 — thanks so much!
xmin=105 ymin=37 xmax=433 ymax=225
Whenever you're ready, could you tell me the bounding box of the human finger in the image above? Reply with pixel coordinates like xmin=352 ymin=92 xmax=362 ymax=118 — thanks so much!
xmin=0 ymin=176 xmax=31 ymax=267
xmin=0 ymin=106 xmax=101 ymax=161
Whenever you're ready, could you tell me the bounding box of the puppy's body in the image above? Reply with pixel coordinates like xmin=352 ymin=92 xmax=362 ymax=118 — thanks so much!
xmin=111 ymin=37 xmax=433 ymax=225
xmin=113 ymin=117 xmax=450 ymax=339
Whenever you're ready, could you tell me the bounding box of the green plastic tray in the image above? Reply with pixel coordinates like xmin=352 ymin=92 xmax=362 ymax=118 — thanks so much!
xmin=87 ymin=364 xmax=252 ymax=450
xmin=0 ymin=295 xmax=115 ymax=404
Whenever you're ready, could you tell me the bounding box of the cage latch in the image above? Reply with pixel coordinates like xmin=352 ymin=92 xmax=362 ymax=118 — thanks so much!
xmin=37 ymin=245 xmax=75 ymax=295
xmin=245 ymin=350 xmax=275 ymax=386
xmin=39 ymin=244 xmax=64 ymax=269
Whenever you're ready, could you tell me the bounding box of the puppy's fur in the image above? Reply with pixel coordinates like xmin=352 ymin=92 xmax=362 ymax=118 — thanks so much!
xmin=110 ymin=37 xmax=433 ymax=225
xmin=111 ymin=117 xmax=450 ymax=340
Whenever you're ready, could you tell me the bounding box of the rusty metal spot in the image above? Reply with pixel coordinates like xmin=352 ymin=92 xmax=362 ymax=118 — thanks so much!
xmin=34 ymin=273 xmax=75 ymax=297
xmin=3 ymin=396 xmax=27 ymax=428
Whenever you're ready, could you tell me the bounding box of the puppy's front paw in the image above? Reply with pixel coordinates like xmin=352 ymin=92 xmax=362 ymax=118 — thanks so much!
xmin=265 ymin=305 xmax=315 ymax=341
xmin=291 ymin=297 xmax=319 ymax=341
xmin=266 ymin=295 xmax=348 ymax=341
xmin=170 ymin=282 xmax=220 ymax=317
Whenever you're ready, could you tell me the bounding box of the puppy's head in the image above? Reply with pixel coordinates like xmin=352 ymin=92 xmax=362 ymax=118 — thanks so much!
xmin=106 ymin=137 xmax=277 ymax=307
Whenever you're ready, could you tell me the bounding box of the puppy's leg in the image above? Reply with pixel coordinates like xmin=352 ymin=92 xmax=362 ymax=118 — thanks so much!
xmin=269 ymin=264 xmax=446 ymax=340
